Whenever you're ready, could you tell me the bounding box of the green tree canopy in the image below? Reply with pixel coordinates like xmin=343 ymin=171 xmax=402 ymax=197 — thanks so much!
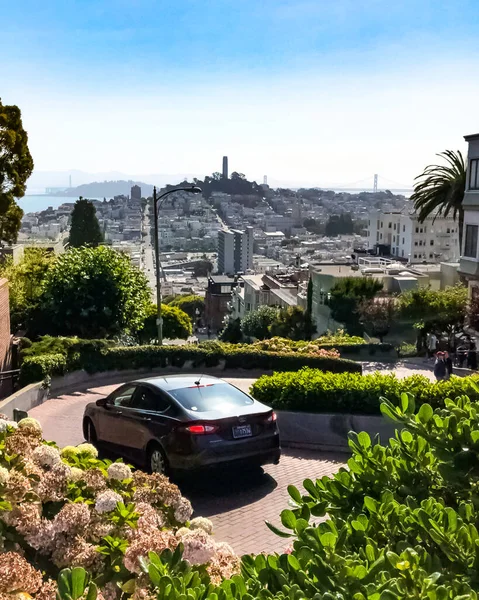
xmin=327 ymin=277 xmax=383 ymax=335
xmin=398 ymin=283 xmax=468 ymax=334
xmin=0 ymin=99 xmax=34 ymax=243
xmin=411 ymin=150 xmax=466 ymax=244
xmin=69 ymin=198 xmax=104 ymax=247
xmin=0 ymin=248 xmax=54 ymax=332
xmin=241 ymin=305 xmax=278 ymax=340
xmin=269 ymin=306 xmax=317 ymax=341
xmin=138 ymin=303 xmax=192 ymax=343
xmin=358 ymin=297 xmax=397 ymax=342
xmin=169 ymin=294 xmax=205 ymax=320
xmin=219 ymin=317 xmax=244 ymax=343
xmin=39 ymin=246 xmax=150 ymax=338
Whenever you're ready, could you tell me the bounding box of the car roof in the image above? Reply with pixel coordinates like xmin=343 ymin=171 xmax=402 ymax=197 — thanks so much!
xmin=134 ymin=374 xmax=224 ymax=392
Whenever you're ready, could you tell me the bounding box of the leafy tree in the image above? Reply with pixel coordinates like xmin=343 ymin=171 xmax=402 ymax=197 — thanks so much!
xmin=138 ymin=303 xmax=192 ymax=343
xmin=398 ymin=284 xmax=468 ymax=349
xmin=39 ymin=246 xmax=150 ymax=338
xmin=169 ymin=294 xmax=205 ymax=321
xmin=358 ymin=297 xmax=397 ymax=342
xmin=269 ymin=306 xmax=317 ymax=341
xmin=69 ymin=197 xmax=104 ymax=247
xmin=192 ymin=260 xmax=213 ymax=277
xmin=411 ymin=150 xmax=466 ymax=245
xmin=241 ymin=305 xmax=278 ymax=340
xmin=325 ymin=213 xmax=354 ymax=236
xmin=0 ymin=99 xmax=34 ymax=243
xmin=219 ymin=317 xmax=244 ymax=343
xmin=327 ymin=277 xmax=383 ymax=335
xmin=0 ymin=248 xmax=54 ymax=332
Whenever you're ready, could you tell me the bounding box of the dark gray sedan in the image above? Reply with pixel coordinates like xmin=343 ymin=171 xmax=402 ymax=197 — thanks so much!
xmin=83 ymin=375 xmax=280 ymax=474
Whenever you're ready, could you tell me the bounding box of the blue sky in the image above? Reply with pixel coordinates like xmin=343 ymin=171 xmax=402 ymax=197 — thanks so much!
xmin=2 ymin=0 xmax=479 ymax=188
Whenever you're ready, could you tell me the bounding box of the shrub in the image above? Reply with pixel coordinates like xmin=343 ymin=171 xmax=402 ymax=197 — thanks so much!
xmin=0 ymin=416 xmax=237 ymax=597
xmin=250 ymin=368 xmax=479 ymax=414
xmin=138 ymin=303 xmax=192 ymax=343
xmin=18 ymin=341 xmax=361 ymax=386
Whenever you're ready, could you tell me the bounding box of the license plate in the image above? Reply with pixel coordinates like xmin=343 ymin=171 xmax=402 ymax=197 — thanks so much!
xmin=232 ymin=424 xmax=252 ymax=439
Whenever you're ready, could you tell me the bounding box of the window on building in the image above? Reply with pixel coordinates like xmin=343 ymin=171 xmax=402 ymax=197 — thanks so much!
xmin=429 ymin=253 xmax=434 ymax=259
xmin=393 ymin=223 xmax=396 ymax=231
xmin=430 ymin=240 xmax=434 ymax=246
xmin=402 ymin=237 xmax=405 ymax=244
xmin=392 ymin=248 xmax=395 ymax=254
xmin=415 ymin=227 xmax=419 ymax=233
xmin=414 ymin=241 xmax=418 ymax=246
xmin=414 ymin=254 xmax=417 ymax=259
xmin=393 ymin=235 xmax=395 ymax=242
xmin=470 ymin=158 xmax=479 ymax=190
xmin=376 ymin=232 xmax=379 ymax=241
xmin=402 ymin=250 xmax=404 ymax=257
xmin=388 ymin=222 xmax=392 ymax=229
xmin=221 ymin=285 xmax=232 ymax=294
xmin=380 ymin=233 xmax=383 ymax=240
xmin=403 ymin=225 xmax=405 ymax=232
xmin=419 ymin=228 xmax=423 ymax=233
xmin=447 ymin=228 xmax=450 ymax=234
xmin=464 ymin=224 xmax=479 ymax=258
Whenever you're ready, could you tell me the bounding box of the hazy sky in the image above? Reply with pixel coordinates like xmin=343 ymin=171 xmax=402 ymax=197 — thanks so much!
xmin=2 ymin=0 xmax=479 ymax=188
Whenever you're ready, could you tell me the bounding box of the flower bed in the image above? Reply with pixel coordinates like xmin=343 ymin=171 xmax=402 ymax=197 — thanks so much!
xmin=19 ymin=340 xmax=361 ymax=387
xmin=250 ymin=368 xmax=479 ymax=414
xmin=0 ymin=415 xmax=238 ymax=600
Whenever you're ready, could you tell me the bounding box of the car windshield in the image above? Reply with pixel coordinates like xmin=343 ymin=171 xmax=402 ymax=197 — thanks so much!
xmin=168 ymin=383 xmax=253 ymax=413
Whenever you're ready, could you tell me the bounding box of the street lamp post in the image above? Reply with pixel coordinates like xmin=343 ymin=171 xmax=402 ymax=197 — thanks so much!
xmin=153 ymin=185 xmax=202 ymax=345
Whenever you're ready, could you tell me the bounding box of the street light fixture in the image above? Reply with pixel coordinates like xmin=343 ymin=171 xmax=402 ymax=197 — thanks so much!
xmin=153 ymin=185 xmax=202 ymax=345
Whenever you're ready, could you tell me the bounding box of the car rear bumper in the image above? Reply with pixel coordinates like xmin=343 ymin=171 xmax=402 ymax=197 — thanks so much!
xmin=168 ymin=435 xmax=281 ymax=471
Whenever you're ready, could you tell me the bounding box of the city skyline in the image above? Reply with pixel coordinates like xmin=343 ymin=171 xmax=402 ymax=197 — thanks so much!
xmin=2 ymin=0 xmax=479 ymax=187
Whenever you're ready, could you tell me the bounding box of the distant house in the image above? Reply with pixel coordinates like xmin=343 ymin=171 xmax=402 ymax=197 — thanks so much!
xmin=204 ymin=275 xmax=237 ymax=331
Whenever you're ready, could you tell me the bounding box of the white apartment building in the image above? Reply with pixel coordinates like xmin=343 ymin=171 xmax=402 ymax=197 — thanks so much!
xmin=459 ymin=133 xmax=479 ymax=292
xmin=367 ymin=207 xmax=460 ymax=264
xmin=217 ymin=227 xmax=254 ymax=275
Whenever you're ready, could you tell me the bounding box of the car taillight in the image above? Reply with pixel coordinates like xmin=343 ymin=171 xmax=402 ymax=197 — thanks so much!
xmin=184 ymin=424 xmax=218 ymax=435
xmin=265 ymin=412 xmax=277 ymax=423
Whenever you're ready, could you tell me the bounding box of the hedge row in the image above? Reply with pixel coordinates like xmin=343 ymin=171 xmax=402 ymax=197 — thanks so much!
xmin=250 ymin=368 xmax=479 ymax=415
xmin=18 ymin=343 xmax=361 ymax=386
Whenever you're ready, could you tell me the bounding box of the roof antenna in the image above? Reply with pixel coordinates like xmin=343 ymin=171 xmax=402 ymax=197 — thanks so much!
xmin=194 ymin=374 xmax=204 ymax=386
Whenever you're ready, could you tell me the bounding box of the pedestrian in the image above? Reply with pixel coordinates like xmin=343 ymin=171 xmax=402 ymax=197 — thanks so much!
xmin=444 ymin=351 xmax=453 ymax=379
xmin=433 ymin=352 xmax=446 ymax=381
xmin=467 ymin=341 xmax=478 ymax=371
xmin=427 ymin=333 xmax=438 ymax=359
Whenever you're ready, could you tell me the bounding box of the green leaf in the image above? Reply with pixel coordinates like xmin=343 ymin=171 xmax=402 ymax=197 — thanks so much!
xmin=280 ymin=509 xmax=297 ymax=530
xmin=358 ymin=431 xmax=371 ymax=449
xmin=417 ymin=403 xmax=433 ymax=424
xmin=85 ymin=583 xmax=98 ymax=600
xmin=320 ymin=532 xmax=337 ymax=548
xmin=287 ymin=555 xmax=301 ymax=570
xmin=71 ymin=567 xmax=87 ymax=600
xmin=400 ymin=392 xmax=409 ymax=412
xmin=287 ymin=485 xmax=302 ymax=504
xmin=364 ymin=497 xmax=378 ymax=514
xmin=265 ymin=521 xmax=293 ymax=538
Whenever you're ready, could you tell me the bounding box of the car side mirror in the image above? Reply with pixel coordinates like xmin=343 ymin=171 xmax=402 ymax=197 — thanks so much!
xmin=96 ymin=397 xmax=109 ymax=407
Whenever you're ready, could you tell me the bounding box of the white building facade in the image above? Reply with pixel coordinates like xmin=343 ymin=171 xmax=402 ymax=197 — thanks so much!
xmin=367 ymin=208 xmax=460 ymax=264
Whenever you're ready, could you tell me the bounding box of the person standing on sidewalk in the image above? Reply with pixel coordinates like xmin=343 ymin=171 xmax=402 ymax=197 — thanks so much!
xmin=427 ymin=333 xmax=438 ymax=359
xmin=434 ymin=352 xmax=446 ymax=381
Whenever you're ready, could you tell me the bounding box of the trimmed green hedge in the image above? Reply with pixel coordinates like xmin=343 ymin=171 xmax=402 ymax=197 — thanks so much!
xmin=250 ymin=368 xmax=479 ymax=414
xmin=19 ymin=343 xmax=361 ymax=386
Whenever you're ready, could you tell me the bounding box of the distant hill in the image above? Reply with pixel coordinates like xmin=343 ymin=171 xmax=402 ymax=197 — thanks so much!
xmin=51 ymin=180 xmax=154 ymax=198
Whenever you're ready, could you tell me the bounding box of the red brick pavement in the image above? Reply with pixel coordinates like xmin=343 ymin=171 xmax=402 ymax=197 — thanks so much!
xmin=29 ymin=381 xmax=345 ymax=555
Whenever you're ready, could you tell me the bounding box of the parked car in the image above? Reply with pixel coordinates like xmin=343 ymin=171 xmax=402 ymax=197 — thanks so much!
xmin=83 ymin=375 xmax=280 ymax=474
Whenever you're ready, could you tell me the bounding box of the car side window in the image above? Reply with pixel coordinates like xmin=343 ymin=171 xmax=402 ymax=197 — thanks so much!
xmin=111 ymin=386 xmax=137 ymax=407
xmin=131 ymin=386 xmax=170 ymax=413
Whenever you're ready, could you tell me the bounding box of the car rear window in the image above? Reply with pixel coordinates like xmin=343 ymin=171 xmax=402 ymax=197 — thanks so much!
xmin=168 ymin=383 xmax=253 ymax=412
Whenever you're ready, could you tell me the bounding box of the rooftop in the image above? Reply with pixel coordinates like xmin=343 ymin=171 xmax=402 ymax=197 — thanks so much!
xmin=209 ymin=275 xmax=236 ymax=285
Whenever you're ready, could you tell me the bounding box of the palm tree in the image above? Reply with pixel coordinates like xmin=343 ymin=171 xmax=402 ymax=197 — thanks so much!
xmin=411 ymin=150 xmax=466 ymax=246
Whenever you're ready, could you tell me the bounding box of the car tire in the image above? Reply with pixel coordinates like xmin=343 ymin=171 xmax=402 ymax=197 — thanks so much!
xmin=147 ymin=444 xmax=168 ymax=475
xmin=84 ymin=419 xmax=97 ymax=443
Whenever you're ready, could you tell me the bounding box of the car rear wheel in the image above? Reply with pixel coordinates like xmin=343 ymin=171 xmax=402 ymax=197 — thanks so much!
xmin=148 ymin=444 xmax=168 ymax=475
xmin=84 ymin=419 xmax=97 ymax=443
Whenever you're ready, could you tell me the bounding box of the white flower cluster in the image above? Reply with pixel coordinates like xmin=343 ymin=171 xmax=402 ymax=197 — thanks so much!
xmin=174 ymin=497 xmax=193 ymax=524
xmin=95 ymin=490 xmax=122 ymax=514
xmin=69 ymin=467 xmax=85 ymax=482
xmin=32 ymin=445 xmax=61 ymax=468
xmin=189 ymin=517 xmax=214 ymax=535
xmin=18 ymin=417 xmax=42 ymax=434
xmin=0 ymin=420 xmax=18 ymax=433
xmin=76 ymin=443 xmax=99 ymax=458
xmin=0 ymin=466 xmax=9 ymax=485
xmin=179 ymin=529 xmax=216 ymax=565
xmin=107 ymin=463 xmax=132 ymax=481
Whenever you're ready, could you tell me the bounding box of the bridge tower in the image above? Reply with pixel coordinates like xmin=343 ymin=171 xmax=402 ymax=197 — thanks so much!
xmin=373 ymin=174 xmax=378 ymax=193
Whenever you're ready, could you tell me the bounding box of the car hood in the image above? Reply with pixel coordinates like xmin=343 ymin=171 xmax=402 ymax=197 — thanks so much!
xmin=183 ymin=399 xmax=272 ymax=421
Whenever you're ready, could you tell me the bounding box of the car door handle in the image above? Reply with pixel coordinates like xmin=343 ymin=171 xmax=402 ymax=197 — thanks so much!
xmin=140 ymin=417 xmax=151 ymax=422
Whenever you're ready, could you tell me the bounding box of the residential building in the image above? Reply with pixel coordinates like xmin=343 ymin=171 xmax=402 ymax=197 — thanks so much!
xmin=204 ymin=275 xmax=237 ymax=331
xmin=367 ymin=207 xmax=460 ymax=263
xmin=131 ymin=185 xmax=141 ymax=200
xmin=217 ymin=227 xmax=253 ymax=274
xmin=459 ymin=133 xmax=479 ymax=295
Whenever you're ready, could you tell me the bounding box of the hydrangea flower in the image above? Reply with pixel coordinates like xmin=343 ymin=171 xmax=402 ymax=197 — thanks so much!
xmin=18 ymin=417 xmax=43 ymax=434
xmin=95 ymin=490 xmax=122 ymax=514
xmin=76 ymin=443 xmax=99 ymax=458
xmin=32 ymin=445 xmax=61 ymax=467
xmin=0 ymin=420 xmax=18 ymax=433
xmin=180 ymin=529 xmax=216 ymax=565
xmin=107 ymin=462 xmax=132 ymax=481
xmin=0 ymin=466 xmax=9 ymax=485
xmin=189 ymin=517 xmax=214 ymax=535
xmin=174 ymin=497 xmax=193 ymax=524
xmin=69 ymin=467 xmax=85 ymax=482
xmin=60 ymin=446 xmax=79 ymax=458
